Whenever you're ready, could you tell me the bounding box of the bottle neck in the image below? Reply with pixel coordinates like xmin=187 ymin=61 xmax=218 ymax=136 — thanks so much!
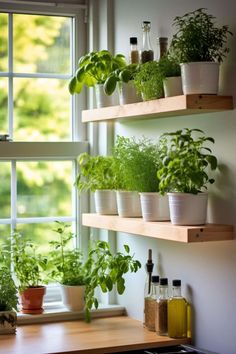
xmin=172 ymin=286 xmax=182 ymax=298
xmin=142 ymin=28 xmax=153 ymax=51
xmin=159 ymin=285 xmax=168 ymax=300
xmin=150 ymin=282 xmax=159 ymax=299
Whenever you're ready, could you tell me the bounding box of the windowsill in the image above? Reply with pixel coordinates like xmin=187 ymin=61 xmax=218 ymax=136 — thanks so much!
xmin=17 ymin=302 xmax=126 ymax=325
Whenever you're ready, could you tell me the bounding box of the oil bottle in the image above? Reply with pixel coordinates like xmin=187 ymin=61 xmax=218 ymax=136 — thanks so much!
xmin=167 ymin=279 xmax=188 ymax=338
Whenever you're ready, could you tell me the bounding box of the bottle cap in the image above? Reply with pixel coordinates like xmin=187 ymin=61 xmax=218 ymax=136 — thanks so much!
xmin=142 ymin=20 xmax=151 ymax=25
xmin=130 ymin=37 xmax=138 ymax=45
xmin=151 ymin=275 xmax=159 ymax=283
xmin=160 ymin=277 xmax=168 ymax=286
xmin=158 ymin=37 xmax=168 ymax=43
xmin=172 ymin=279 xmax=181 ymax=287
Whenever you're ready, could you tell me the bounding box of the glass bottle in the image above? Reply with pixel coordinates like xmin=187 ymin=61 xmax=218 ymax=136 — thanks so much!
xmin=129 ymin=37 xmax=139 ymax=64
xmin=157 ymin=37 xmax=168 ymax=60
xmin=141 ymin=21 xmax=154 ymax=63
xmin=168 ymin=279 xmax=188 ymax=338
xmin=155 ymin=277 xmax=168 ymax=336
xmin=144 ymin=275 xmax=159 ymax=331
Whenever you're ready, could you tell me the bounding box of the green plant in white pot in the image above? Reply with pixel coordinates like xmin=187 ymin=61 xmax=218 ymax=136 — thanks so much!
xmin=0 ymin=245 xmax=18 ymax=334
xmin=113 ymin=136 xmax=169 ymax=220
xmin=158 ymin=55 xmax=182 ymax=97
xmin=48 ymin=222 xmax=87 ymax=311
xmin=157 ymin=128 xmax=218 ymax=225
xmin=69 ymin=50 xmax=126 ymax=108
xmin=76 ymin=152 xmax=122 ymax=215
xmin=170 ymin=8 xmax=233 ymax=94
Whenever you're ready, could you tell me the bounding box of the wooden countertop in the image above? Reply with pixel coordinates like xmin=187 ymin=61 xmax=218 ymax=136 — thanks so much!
xmin=0 ymin=316 xmax=190 ymax=354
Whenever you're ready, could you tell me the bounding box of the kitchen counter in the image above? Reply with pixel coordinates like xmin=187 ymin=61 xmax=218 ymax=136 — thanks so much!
xmin=0 ymin=316 xmax=190 ymax=354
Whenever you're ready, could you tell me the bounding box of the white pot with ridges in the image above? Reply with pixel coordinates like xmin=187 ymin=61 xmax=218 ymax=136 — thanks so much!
xmin=140 ymin=193 xmax=170 ymax=222
xmin=60 ymin=285 xmax=85 ymax=311
xmin=94 ymin=189 xmax=117 ymax=215
xmin=116 ymin=191 xmax=142 ymax=218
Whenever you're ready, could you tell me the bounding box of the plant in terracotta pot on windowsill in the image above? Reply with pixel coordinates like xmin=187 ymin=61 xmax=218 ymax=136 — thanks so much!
xmin=11 ymin=231 xmax=48 ymax=314
xmin=157 ymin=128 xmax=218 ymax=225
xmin=76 ymin=152 xmax=122 ymax=215
xmin=169 ymin=8 xmax=233 ymax=95
xmin=68 ymin=50 xmax=126 ymax=108
xmin=104 ymin=63 xmax=142 ymax=105
xmin=0 ymin=244 xmax=18 ymax=334
xmin=113 ymin=135 xmax=170 ymax=220
xmin=48 ymin=222 xmax=87 ymax=312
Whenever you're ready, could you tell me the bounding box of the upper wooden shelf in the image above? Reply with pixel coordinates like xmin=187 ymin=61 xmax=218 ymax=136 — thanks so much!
xmin=82 ymin=94 xmax=234 ymax=123
xmin=82 ymin=214 xmax=234 ymax=243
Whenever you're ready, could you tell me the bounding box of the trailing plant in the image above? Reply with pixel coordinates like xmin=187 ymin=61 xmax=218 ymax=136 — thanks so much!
xmin=75 ymin=152 xmax=122 ymax=193
xmin=113 ymin=135 xmax=165 ymax=192
xmin=134 ymin=61 xmax=164 ymax=101
xmin=11 ymin=231 xmax=48 ymax=292
xmin=48 ymin=221 xmax=87 ymax=286
xmin=157 ymin=128 xmax=218 ymax=194
xmin=84 ymin=241 xmax=141 ymax=322
xmin=69 ymin=50 xmax=126 ymax=95
xmin=170 ymin=8 xmax=233 ymax=63
xmin=104 ymin=63 xmax=139 ymax=96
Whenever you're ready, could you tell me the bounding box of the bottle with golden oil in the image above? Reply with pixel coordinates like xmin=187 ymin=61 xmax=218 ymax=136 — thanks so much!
xmin=167 ymin=279 xmax=188 ymax=338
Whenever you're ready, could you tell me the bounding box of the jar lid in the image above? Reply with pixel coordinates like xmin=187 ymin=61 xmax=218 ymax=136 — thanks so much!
xmin=130 ymin=37 xmax=138 ymax=45
xmin=158 ymin=37 xmax=168 ymax=43
xmin=151 ymin=275 xmax=159 ymax=283
xmin=160 ymin=277 xmax=168 ymax=286
xmin=172 ymin=279 xmax=181 ymax=286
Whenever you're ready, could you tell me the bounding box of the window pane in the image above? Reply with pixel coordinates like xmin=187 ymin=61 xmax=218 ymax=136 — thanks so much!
xmin=0 ymin=224 xmax=11 ymax=243
xmin=0 ymin=162 xmax=11 ymax=218
xmin=0 ymin=13 xmax=8 ymax=72
xmin=13 ymin=14 xmax=71 ymax=74
xmin=13 ymin=78 xmax=70 ymax=141
xmin=17 ymin=161 xmax=73 ymax=218
xmin=16 ymin=222 xmax=73 ymax=254
xmin=0 ymin=78 xmax=8 ymax=132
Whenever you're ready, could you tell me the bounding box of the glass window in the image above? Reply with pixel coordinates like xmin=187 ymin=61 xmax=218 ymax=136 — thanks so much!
xmin=0 ymin=13 xmax=8 ymax=72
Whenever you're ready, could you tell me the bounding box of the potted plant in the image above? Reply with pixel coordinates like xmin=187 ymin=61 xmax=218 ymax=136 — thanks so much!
xmin=48 ymin=222 xmax=87 ymax=311
xmin=68 ymin=50 xmax=126 ymax=108
xmin=113 ymin=136 xmax=169 ymax=220
xmin=76 ymin=152 xmax=122 ymax=215
xmin=158 ymin=55 xmax=182 ymax=97
xmin=104 ymin=64 xmax=141 ymax=105
xmin=0 ymin=244 xmax=18 ymax=334
xmin=11 ymin=231 xmax=48 ymax=314
xmin=157 ymin=128 xmax=218 ymax=225
xmin=83 ymin=240 xmax=141 ymax=322
xmin=170 ymin=8 xmax=233 ymax=94
xmin=133 ymin=61 xmax=164 ymax=101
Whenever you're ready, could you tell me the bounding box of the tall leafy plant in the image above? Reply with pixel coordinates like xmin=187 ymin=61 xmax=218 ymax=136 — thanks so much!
xmin=157 ymin=128 xmax=218 ymax=194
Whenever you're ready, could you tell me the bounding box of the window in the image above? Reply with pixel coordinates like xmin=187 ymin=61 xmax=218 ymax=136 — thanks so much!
xmin=0 ymin=3 xmax=88 ymax=301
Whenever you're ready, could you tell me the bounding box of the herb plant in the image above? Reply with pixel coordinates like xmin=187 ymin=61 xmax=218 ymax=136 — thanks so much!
xmin=69 ymin=50 xmax=126 ymax=95
xmin=104 ymin=63 xmax=139 ymax=96
xmin=134 ymin=61 xmax=163 ymax=101
xmin=157 ymin=128 xmax=218 ymax=194
xmin=48 ymin=222 xmax=87 ymax=286
xmin=11 ymin=232 xmax=48 ymax=292
xmin=113 ymin=135 xmax=164 ymax=192
xmin=0 ymin=267 xmax=18 ymax=312
xmin=170 ymin=8 xmax=233 ymax=63
xmin=84 ymin=241 xmax=141 ymax=322
xmin=158 ymin=55 xmax=181 ymax=78
xmin=76 ymin=152 xmax=122 ymax=193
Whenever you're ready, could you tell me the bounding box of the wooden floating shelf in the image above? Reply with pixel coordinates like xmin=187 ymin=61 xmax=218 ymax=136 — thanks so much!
xmin=82 ymin=94 xmax=234 ymax=123
xmin=82 ymin=214 xmax=234 ymax=243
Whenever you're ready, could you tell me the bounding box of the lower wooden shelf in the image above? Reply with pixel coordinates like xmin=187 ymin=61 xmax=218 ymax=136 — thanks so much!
xmin=82 ymin=214 xmax=234 ymax=243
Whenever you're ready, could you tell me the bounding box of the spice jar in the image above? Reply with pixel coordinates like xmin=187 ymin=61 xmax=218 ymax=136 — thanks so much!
xmin=129 ymin=37 xmax=139 ymax=64
xmin=155 ymin=277 xmax=169 ymax=336
xmin=144 ymin=275 xmax=159 ymax=331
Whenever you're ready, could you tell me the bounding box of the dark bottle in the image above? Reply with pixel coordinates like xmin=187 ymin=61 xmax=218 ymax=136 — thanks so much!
xmin=168 ymin=279 xmax=188 ymax=338
xmin=155 ymin=277 xmax=168 ymax=336
xmin=144 ymin=275 xmax=159 ymax=331
xmin=129 ymin=37 xmax=139 ymax=64
xmin=141 ymin=21 xmax=154 ymax=63
xmin=157 ymin=37 xmax=168 ymax=60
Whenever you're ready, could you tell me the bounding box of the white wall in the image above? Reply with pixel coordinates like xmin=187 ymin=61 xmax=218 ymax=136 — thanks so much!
xmin=95 ymin=1 xmax=236 ymax=353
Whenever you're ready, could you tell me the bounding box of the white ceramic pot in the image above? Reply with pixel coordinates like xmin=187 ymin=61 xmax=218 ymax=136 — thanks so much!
xmin=118 ymin=81 xmax=142 ymax=105
xmin=95 ymin=84 xmax=117 ymax=108
xmin=140 ymin=193 xmax=170 ymax=222
xmin=60 ymin=285 xmax=85 ymax=311
xmin=94 ymin=190 xmax=118 ymax=215
xmin=167 ymin=192 xmax=208 ymax=225
xmin=163 ymin=76 xmax=183 ymax=97
xmin=0 ymin=311 xmax=17 ymax=334
xmin=180 ymin=62 xmax=220 ymax=95
xmin=116 ymin=191 xmax=142 ymax=218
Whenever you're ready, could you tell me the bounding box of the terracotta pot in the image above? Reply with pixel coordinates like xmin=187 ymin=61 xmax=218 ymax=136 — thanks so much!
xmin=20 ymin=286 xmax=46 ymax=314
